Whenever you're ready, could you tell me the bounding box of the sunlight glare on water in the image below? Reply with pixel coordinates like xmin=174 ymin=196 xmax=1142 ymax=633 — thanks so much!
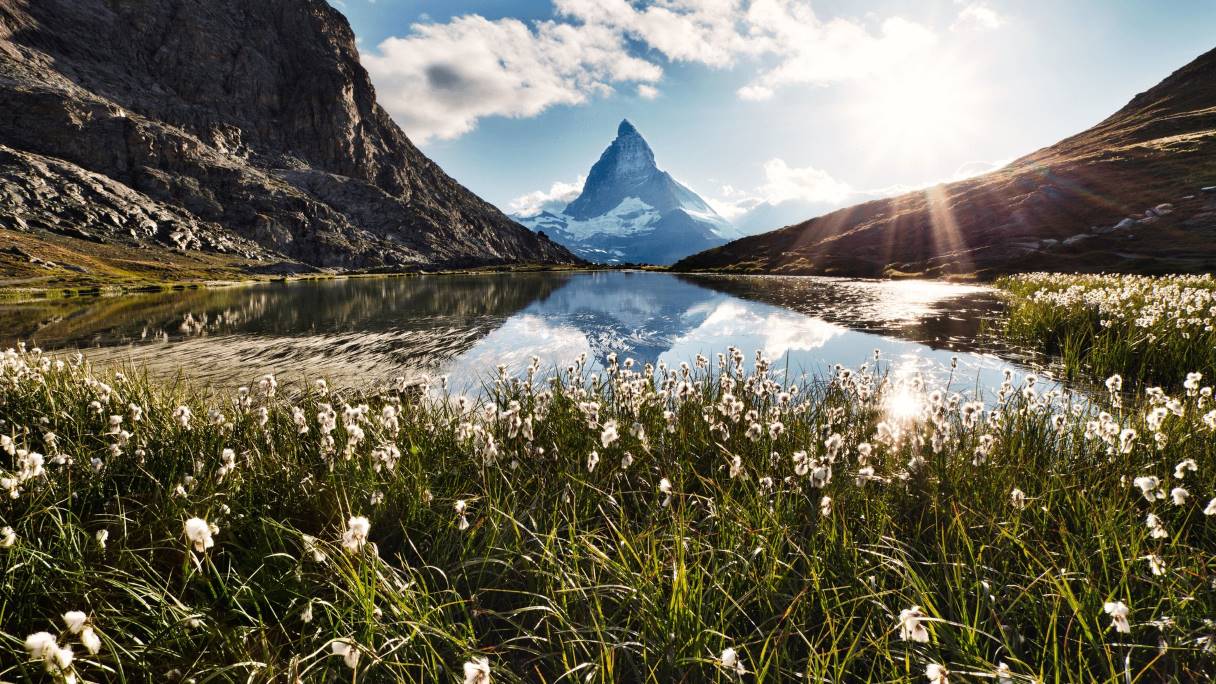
xmin=0 ymin=271 xmax=1040 ymax=397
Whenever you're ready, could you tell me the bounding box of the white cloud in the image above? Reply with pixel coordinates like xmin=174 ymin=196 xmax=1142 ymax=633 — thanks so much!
xmin=951 ymin=3 xmax=1005 ymax=32
xmin=363 ymin=1 xmax=947 ymax=140
xmin=756 ymin=158 xmax=853 ymax=205
xmin=507 ymin=176 xmax=586 ymax=217
xmin=362 ymin=15 xmax=662 ymax=142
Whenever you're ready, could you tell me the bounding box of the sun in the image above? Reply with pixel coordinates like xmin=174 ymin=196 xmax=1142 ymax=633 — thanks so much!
xmin=848 ymin=56 xmax=988 ymax=167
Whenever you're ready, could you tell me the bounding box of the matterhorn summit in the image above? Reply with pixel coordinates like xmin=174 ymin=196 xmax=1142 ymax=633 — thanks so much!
xmin=515 ymin=120 xmax=739 ymax=264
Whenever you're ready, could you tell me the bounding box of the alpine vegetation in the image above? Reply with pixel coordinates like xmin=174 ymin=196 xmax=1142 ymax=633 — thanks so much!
xmin=1 ymin=346 xmax=1215 ymax=681
xmin=998 ymin=273 xmax=1216 ymax=387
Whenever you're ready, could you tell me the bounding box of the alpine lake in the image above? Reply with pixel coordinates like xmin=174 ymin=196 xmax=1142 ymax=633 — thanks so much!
xmin=1 ymin=271 xmax=1043 ymax=398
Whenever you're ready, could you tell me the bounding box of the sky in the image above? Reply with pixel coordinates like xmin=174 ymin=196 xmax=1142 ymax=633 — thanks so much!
xmin=331 ymin=0 xmax=1216 ymax=230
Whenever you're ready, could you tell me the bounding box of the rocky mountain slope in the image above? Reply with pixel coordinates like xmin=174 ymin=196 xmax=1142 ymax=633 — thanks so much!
xmin=515 ymin=120 xmax=738 ymax=265
xmin=676 ymin=47 xmax=1216 ymax=278
xmin=0 ymin=0 xmax=575 ymax=283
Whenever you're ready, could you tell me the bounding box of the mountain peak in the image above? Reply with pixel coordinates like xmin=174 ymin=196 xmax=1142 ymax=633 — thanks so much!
xmin=514 ymin=119 xmax=738 ymax=264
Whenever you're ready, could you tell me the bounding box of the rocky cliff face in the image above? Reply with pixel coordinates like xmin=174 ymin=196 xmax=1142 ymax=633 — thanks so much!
xmin=0 ymin=0 xmax=575 ymax=274
xmin=676 ymin=47 xmax=1216 ymax=278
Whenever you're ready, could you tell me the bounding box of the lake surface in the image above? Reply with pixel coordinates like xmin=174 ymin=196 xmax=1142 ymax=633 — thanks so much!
xmin=0 ymin=272 xmax=1038 ymax=395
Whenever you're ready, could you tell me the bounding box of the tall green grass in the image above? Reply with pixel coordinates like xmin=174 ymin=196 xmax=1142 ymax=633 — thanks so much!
xmin=1 ymin=348 xmax=1214 ymax=682
xmin=997 ymin=273 xmax=1216 ymax=388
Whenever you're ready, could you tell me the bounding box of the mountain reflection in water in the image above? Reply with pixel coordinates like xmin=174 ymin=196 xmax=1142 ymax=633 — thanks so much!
xmin=0 ymin=271 xmax=1034 ymax=395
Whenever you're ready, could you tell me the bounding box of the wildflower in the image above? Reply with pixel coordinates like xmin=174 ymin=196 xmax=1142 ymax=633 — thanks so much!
xmin=586 ymin=450 xmax=600 ymax=473
xmin=1010 ymin=488 xmax=1027 ymax=510
xmin=217 ymin=448 xmax=237 ymax=481
xmin=80 ymin=625 xmax=101 ymax=655
xmin=463 ymin=656 xmax=491 ymax=684
xmin=1174 ymin=459 xmax=1197 ymax=479
xmin=745 ymin=422 xmax=762 ymax=441
xmin=898 ymin=606 xmax=930 ymax=642
xmin=1105 ymin=374 xmax=1123 ymax=393
xmin=1 ymin=526 xmax=15 ymax=547
xmin=183 ymin=517 xmax=216 ymax=553
xmin=1143 ymin=554 xmax=1166 ymax=576
xmin=808 ymin=458 xmax=832 ymax=489
xmin=24 ymin=631 xmax=73 ymax=677
xmin=301 ymin=601 xmax=314 ymax=624
xmin=331 ymin=639 xmax=360 ymax=669
xmin=1171 ymin=487 xmax=1189 ymax=506
xmin=1206 ymin=498 xmax=1216 ymax=516
xmin=729 ymin=454 xmax=743 ymax=479
xmin=620 ymin=452 xmax=634 ymax=470
xmin=259 ymin=373 xmax=277 ymax=398
xmin=996 ymin=662 xmax=1013 ymax=684
xmin=455 ymin=500 xmax=470 ymax=530
xmin=172 ymin=406 xmax=192 ymax=429
xmin=95 ymin=529 xmax=108 ymax=549
xmin=792 ymin=450 xmax=810 ymax=476
xmin=1104 ymin=600 xmax=1131 ymax=634
xmin=302 ymin=534 xmax=327 ymax=562
xmin=600 ymin=420 xmax=619 ymax=448
xmin=1146 ymin=513 xmax=1169 ymax=539
xmin=819 ymin=495 xmax=832 ymax=517
xmin=659 ymin=478 xmax=673 ymax=507
xmin=719 ymin=647 xmax=746 ymax=675
xmin=1133 ymin=476 xmax=1164 ymax=502
xmin=62 ymin=611 xmax=87 ymax=634
xmin=342 ymin=516 xmax=370 ymax=554
xmin=1119 ymin=428 xmax=1137 ymax=454
xmin=925 ymin=663 xmax=949 ymax=684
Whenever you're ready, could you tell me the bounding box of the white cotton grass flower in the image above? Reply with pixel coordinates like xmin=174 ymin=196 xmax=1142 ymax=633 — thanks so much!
xmin=62 ymin=611 xmax=87 ymax=635
xmin=1174 ymin=458 xmax=1198 ymax=479
xmin=996 ymin=662 xmax=1013 ymax=684
xmin=1143 ymin=554 xmax=1167 ymax=576
xmin=1010 ymin=488 xmax=1027 ymax=510
xmin=719 ymin=646 xmax=746 ymax=675
xmin=1146 ymin=513 xmax=1169 ymax=539
xmin=1133 ymin=476 xmax=1164 ymax=502
xmin=600 ymin=420 xmax=619 ymax=448
xmin=341 ymin=516 xmax=370 ymax=554
xmin=729 ymin=455 xmax=743 ymax=479
xmin=586 ymin=450 xmax=600 ymax=473
xmin=95 ymin=529 xmax=109 ymax=549
xmin=1170 ymin=486 xmax=1189 ymax=506
xmin=1205 ymin=497 xmax=1216 ymax=516
xmin=80 ymin=625 xmax=101 ymax=655
xmin=330 ymin=638 xmax=360 ymax=669
xmin=659 ymin=478 xmax=673 ymax=507
xmin=455 ymin=500 xmax=470 ymax=531
xmin=925 ymin=663 xmax=949 ymax=684
xmin=24 ymin=631 xmax=73 ymax=677
xmin=1 ymin=526 xmax=15 ymax=548
xmin=463 ymin=656 xmax=491 ymax=684
xmin=183 ymin=517 xmax=216 ymax=553
xmin=1104 ymin=600 xmax=1131 ymax=634
xmin=898 ymin=606 xmax=931 ymax=642
xmin=819 ymin=495 xmax=832 ymax=517
xmin=24 ymin=631 xmax=58 ymax=662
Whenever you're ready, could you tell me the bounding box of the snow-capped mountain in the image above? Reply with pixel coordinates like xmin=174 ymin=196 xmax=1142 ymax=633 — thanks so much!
xmin=514 ymin=120 xmax=740 ymax=265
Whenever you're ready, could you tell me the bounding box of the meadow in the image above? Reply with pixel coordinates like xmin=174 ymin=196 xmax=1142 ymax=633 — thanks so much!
xmin=998 ymin=273 xmax=1216 ymax=388
xmin=1 ymin=330 xmax=1215 ymax=681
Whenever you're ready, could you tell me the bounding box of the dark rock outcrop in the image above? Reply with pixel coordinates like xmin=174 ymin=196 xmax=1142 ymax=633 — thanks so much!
xmin=0 ymin=0 xmax=576 ymax=271
xmin=676 ymin=46 xmax=1216 ymax=278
